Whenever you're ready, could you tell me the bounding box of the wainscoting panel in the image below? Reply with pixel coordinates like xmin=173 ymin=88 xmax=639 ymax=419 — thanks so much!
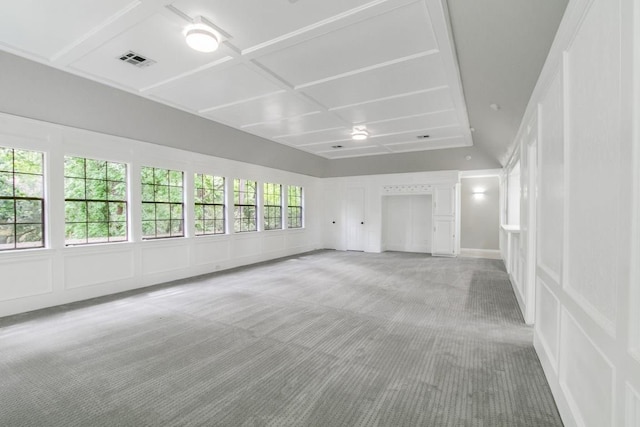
xmin=560 ymin=309 xmax=615 ymax=427
xmin=626 ymin=383 xmax=640 ymax=427
xmin=537 ymin=279 xmax=560 ymax=371
xmin=231 ymin=235 xmax=262 ymax=259
xmin=0 ymin=255 xmax=52 ymax=301
xmin=141 ymin=242 xmax=190 ymax=275
xmin=64 ymin=247 xmax=134 ymax=289
xmin=565 ymin=0 xmax=621 ymax=333
xmin=262 ymin=233 xmax=286 ymax=254
xmin=537 ymin=69 xmax=564 ymax=282
xmin=193 ymin=238 xmax=231 ymax=266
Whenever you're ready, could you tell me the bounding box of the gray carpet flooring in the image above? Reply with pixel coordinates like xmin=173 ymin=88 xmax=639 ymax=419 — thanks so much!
xmin=0 ymin=250 xmax=563 ymax=426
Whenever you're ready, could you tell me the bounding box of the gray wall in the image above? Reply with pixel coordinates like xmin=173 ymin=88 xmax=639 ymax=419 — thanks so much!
xmin=460 ymin=176 xmax=500 ymax=250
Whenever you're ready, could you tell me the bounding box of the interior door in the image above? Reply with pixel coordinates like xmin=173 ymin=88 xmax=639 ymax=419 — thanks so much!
xmin=432 ymin=218 xmax=455 ymax=255
xmin=346 ymin=187 xmax=365 ymax=251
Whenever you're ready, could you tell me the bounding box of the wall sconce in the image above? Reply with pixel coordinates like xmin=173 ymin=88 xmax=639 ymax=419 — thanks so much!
xmin=472 ymin=188 xmax=486 ymax=200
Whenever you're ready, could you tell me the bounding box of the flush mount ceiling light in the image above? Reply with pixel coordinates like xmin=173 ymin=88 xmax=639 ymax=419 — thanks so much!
xmin=185 ymin=17 xmax=219 ymax=53
xmin=351 ymin=126 xmax=369 ymax=141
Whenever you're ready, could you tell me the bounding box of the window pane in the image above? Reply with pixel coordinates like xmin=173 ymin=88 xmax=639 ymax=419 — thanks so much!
xmin=0 ymin=172 xmax=13 ymax=197
xmin=14 ymin=149 xmax=42 ymax=174
xmin=141 ymin=184 xmax=155 ymax=202
xmin=170 ymin=220 xmax=183 ymax=236
xmin=86 ymin=179 xmax=107 ymax=200
xmin=156 ymin=220 xmax=170 ymax=237
xmin=142 ymin=221 xmax=156 ymax=238
xmin=169 ymin=186 xmax=183 ymax=203
xmin=16 ymin=199 xmax=42 ymax=223
xmin=171 ymin=203 xmax=183 ymax=220
xmin=0 ymin=224 xmax=15 ymax=249
xmin=154 ymin=168 xmax=169 ymax=185
xmin=0 ymin=147 xmax=13 ymax=172
xmin=65 ymin=177 xmax=86 ymax=199
xmin=86 ymin=159 xmax=107 ymax=180
xmin=108 ymin=181 xmax=126 ymax=200
xmin=109 ymin=222 xmax=127 ymax=240
xmin=142 ymin=203 xmax=155 ymax=221
xmin=108 ymin=202 xmax=126 ymax=222
xmin=156 ymin=203 xmax=170 ymax=220
xmin=88 ymin=222 xmax=109 ymax=243
xmin=15 ymin=224 xmax=43 ymax=248
xmin=64 ymin=157 xmax=85 ymax=178
xmin=65 ymin=201 xmax=87 ymax=223
xmin=169 ymin=170 xmax=182 ymax=187
xmin=107 ymin=162 xmax=126 ymax=181
xmin=14 ymin=173 xmax=43 ymax=198
xmin=141 ymin=167 xmax=155 ymax=184
xmin=87 ymin=202 xmax=108 ymax=222
xmin=0 ymin=200 xmax=15 ymax=224
xmin=155 ymin=185 xmax=169 ymax=203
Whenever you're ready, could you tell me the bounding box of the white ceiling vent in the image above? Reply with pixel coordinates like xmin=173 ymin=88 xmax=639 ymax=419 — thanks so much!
xmin=118 ymin=51 xmax=156 ymax=68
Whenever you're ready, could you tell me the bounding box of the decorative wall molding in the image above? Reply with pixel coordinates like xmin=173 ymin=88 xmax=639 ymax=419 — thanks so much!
xmin=382 ymin=184 xmax=433 ymax=195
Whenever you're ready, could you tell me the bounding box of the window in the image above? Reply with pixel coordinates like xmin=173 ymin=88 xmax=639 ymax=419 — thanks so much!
xmin=234 ymin=178 xmax=257 ymax=232
xmin=141 ymin=166 xmax=184 ymax=239
xmin=64 ymin=157 xmax=127 ymax=245
xmin=287 ymin=185 xmax=303 ymax=229
xmin=194 ymin=173 xmax=225 ymax=235
xmin=0 ymin=147 xmax=44 ymax=250
xmin=263 ymin=182 xmax=282 ymax=230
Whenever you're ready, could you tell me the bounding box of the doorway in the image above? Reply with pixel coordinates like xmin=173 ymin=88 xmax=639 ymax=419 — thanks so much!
xmin=346 ymin=187 xmax=365 ymax=251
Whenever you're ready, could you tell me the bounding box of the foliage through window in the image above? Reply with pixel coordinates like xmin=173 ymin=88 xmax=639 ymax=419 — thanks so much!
xmin=263 ymin=182 xmax=282 ymax=230
xmin=0 ymin=147 xmax=44 ymax=250
xmin=234 ymin=178 xmax=257 ymax=232
xmin=194 ymin=173 xmax=225 ymax=235
xmin=64 ymin=157 xmax=127 ymax=245
xmin=141 ymin=166 xmax=184 ymax=239
xmin=287 ymin=185 xmax=303 ymax=229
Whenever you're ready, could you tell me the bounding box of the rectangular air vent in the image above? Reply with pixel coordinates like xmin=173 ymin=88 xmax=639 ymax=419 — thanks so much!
xmin=118 ymin=51 xmax=156 ymax=68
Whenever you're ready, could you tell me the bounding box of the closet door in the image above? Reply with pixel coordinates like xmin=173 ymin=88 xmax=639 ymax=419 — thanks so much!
xmin=432 ymin=217 xmax=455 ymax=256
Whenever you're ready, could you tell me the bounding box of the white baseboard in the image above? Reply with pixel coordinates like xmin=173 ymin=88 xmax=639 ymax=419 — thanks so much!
xmin=459 ymin=248 xmax=501 ymax=259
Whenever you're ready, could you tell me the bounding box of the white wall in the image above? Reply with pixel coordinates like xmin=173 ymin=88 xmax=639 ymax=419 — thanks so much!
xmin=322 ymin=170 xmax=459 ymax=253
xmin=503 ymin=0 xmax=640 ymax=425
xmin=0 ymin=112 xmax=322 ymax=318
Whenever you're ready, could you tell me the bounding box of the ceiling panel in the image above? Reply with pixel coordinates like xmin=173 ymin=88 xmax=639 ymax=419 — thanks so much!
xmin=366 ymin=110 xmax=459 ymax=134
xmin=276 ymin=128 xmax=351 ymax=147
xmin=320 ymin=146 xmax=390 ymax=159
xmin=372 ymin=124 xmax=463 ymax=145
xmin=170 ymin=0 xmax=374 ymax=51
xmin=0 ymin=0 xmax=136 ymax=59
xmin=301 ymin=53 xmax=447 ymax=109
xmin=385 ymin=136 xmax=467 ymax=152
xmin=203 ymin=92 xmax=318 ymax=127
xmin=148 ymin=63 xmax=283 ymax=111
xmin=333 ymin=87 xmax=455 ymax=124
xmin=242 ymin=113 xmax=347 ymax=138
xmin=254 ymin=1 xmax=438 ymax=86
xmin=71 ymin=13 xmax=233 ymax=90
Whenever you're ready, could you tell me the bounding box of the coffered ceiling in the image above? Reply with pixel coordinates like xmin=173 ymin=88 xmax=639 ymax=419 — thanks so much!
xmin=0 ymin=0 xmax=473 ymax=160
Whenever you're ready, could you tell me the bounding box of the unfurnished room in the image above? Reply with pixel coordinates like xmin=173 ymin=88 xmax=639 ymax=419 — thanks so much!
xmin=0 ymin=0 xmax=639 ymax=426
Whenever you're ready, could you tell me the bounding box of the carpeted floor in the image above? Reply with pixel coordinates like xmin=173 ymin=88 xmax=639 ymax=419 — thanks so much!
xmin=0 ymin=250 xmax=563 ymax=426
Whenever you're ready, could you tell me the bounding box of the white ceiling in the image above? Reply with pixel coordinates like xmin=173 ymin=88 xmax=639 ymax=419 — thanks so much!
xmin=0 ymin=0 xmax=474 ymax=160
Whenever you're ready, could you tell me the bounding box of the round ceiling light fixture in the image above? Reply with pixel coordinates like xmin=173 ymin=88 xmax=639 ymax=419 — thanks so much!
xmin=351 ymin=126 xmax=369 ymax=141
xmin=185 ymin=18 xmax=219 ymax=53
